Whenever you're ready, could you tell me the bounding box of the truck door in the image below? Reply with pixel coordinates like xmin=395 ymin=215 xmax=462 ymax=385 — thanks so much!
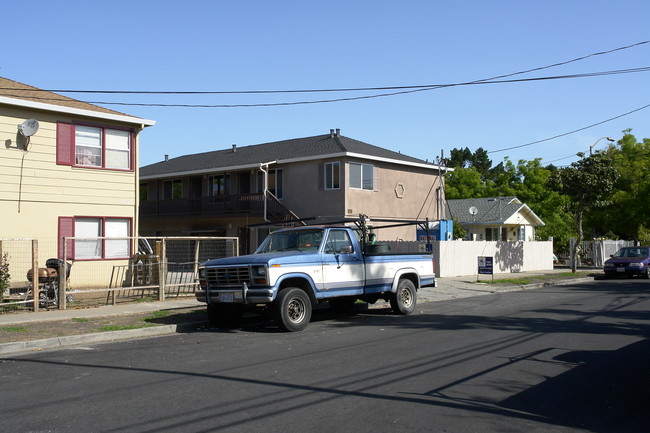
xmin=321 ymin=229 xmax=364 ymax=296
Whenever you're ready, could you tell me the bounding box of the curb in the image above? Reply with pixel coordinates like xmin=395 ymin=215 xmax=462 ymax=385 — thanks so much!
xmin=511 ymin=276 xmax=594 ymax=291
xmin=0 ymin=322 xmax=202 ymax=357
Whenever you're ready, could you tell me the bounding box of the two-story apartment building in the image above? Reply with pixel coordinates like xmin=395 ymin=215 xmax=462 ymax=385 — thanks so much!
xmin=140 ymin=129 xmax=449 ymax=253
xmin=0 ymin=76 xmax=155 ymax=284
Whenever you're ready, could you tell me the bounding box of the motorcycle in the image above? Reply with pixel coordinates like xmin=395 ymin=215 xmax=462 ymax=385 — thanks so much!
xmin=25 ymin=258 xmax=73 ymax=309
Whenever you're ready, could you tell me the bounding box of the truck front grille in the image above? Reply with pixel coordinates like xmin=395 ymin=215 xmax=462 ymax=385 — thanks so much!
xmin=206 ymin=266 xmax=251 ymax=287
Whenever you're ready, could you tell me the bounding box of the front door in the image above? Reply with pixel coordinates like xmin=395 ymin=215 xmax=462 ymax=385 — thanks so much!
xmin=321 ymin=229 xmax=364 ymax=296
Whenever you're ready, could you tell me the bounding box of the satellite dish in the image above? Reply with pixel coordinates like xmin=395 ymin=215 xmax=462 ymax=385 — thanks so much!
xmin=18 ymin=119 xmax=39 ymax=137
xmin=469 ymin=206 xmax=478 ymax=215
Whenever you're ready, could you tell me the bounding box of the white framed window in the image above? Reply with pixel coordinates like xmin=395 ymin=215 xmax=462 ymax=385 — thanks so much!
xmin=75 ymin=126 xmax=102 ymax=167
xmin=75 ymin=218 xmax=103 ymax=259
xmin=62 ymin=217 xmax=132 ymax=260
xmin=105 ymin=129 xmax=131 ymax=169
xmin=105 ymin=219 xmax=130 ymax=258
xmin=325 ymin=162 xmax=340 ymax=190
xmin=350 ymin=163 xmax=373 ymax=190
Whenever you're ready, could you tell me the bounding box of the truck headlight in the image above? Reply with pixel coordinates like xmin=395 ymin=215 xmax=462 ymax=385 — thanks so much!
xmin=251 ymin=266 xmax=268 ymax=284
xmin=198 ymin=267 xmax=207 ymax=289
xmin=629 ymin=263 xmax=642 ymax=267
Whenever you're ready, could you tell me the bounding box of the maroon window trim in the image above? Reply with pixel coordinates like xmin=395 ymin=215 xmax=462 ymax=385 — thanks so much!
xmin=58 ymin=217 xmax=75 ymax=259
xmin=56 ymin=122 xmax=75 ymax=166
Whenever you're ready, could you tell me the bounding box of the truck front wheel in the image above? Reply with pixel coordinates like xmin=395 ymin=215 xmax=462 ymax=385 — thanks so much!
xmin=390 ymin=279 xmax=417 ymax=315
xmin=274 ymin=288 xmax=312 ymax=332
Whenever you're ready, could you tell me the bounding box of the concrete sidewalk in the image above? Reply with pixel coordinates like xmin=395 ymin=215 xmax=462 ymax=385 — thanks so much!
xmin=0 ymin=269 xmax=596 ymax=356
xmin=0 ymin=269 xmax=593 ymax=326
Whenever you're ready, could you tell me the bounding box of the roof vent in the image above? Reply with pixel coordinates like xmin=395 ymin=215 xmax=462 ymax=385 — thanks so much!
xmin=330 ymin=129 xmax=335 ymax=138
xmin=164 ymin=154 xmax=169 ymax=162
xmin=232 ymin=144 xmax=237 ymax=152
xmin=336 ymin=128 xmax=340 ymax=137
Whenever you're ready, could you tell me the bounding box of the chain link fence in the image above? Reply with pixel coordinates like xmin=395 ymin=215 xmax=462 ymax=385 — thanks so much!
xmin=561 ymin=239 xmax=635 ymax=267
xmin=0 ymin=236 xmax=237 ymax=313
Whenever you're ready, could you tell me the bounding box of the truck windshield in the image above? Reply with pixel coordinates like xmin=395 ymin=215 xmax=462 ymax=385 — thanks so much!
xmin=256 ymin=229 xmax=325 ymax=253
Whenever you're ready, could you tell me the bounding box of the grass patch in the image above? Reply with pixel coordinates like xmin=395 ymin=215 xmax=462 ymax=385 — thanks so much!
xmin=188 ymin=309 xmax=204 ymax=314
xmin=71 ymin=317 xmax=89 ymax=323
xmin=1 ymin=326 xmax=28 ymax=333
xmin=143 ymin=310 xmax=169 ymax=323
xmin=484 ymin=277 xmax=535 ymax=285
xmin=480 ymin=271 xmax=592 ymax=285
xmin=96 ymin=324 xmax=156 ymax=332
xmin=133 ymin=295 xmax=159 ymax=303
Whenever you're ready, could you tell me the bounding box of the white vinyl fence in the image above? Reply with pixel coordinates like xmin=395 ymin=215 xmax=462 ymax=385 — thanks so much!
xmin=383 ymin=240 xmax=554 ymax=277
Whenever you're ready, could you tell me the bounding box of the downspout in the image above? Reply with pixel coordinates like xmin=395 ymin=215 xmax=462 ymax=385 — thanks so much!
xmin=260 ymin=161 xmax=277 ymax=222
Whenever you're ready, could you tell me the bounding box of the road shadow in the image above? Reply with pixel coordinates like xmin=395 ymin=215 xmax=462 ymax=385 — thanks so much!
xmin=500 ymin=339 xmax=650 ymax=433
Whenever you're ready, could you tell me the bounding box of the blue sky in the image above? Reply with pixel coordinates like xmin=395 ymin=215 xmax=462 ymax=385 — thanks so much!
xmin=3 ymin=0 xmax=649 ymax=168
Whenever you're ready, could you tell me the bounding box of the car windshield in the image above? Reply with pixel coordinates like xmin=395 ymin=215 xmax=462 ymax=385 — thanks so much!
xmin=613 ymin=247 xmax=649 ymax=258
xmin=256 ymin=229 xmax=324 ymax=253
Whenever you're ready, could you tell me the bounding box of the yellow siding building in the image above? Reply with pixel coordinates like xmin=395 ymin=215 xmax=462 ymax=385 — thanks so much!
xmin=0 ymin=77 xmax=155 ymax=288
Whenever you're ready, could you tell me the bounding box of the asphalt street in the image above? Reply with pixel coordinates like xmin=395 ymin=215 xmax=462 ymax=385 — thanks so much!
xmin=1 ymin=277 xmax=648 ymax=433
xmin=0 ymin=270 xmax=593 ymax=356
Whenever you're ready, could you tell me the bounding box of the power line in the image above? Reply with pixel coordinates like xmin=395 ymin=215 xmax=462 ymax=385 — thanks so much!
xmin=542 ymin=154 xmax=579 ymax=165
xmin=487 ymin=103 xmax=650 ymax=154
xmin=3 ymin=67 xmax=648 ymax=109
xmin=3 ymin=40 xmax=648 ymax=96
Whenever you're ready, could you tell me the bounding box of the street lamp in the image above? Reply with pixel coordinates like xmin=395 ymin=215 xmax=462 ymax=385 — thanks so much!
xmin=589 ymin=136 xmax=615 ymax=155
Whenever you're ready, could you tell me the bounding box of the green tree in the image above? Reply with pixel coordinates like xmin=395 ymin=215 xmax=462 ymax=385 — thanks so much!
xmin=510 ymin=159 xmax=572 ymax=249
xmin=445 ymin=167 xmax=489 ymax=199
xmin=447 ymin=147 xmax=492 ymax=180
xmin=548 ymin=151 xmax=619 ymax=272
xmin=452 ymin=218 xmax=467 ymax=240
xmin=448 ymin=147 xmax=472 ymax=169
xmin=589 ymin=131 xmax=650 ymax=244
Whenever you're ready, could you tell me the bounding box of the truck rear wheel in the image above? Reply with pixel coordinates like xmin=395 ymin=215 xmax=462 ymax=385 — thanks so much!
xmin=390 ymin=279 xmax=416 ymax=315
xmin=207 ymin=303 xmax=244 ymax=327
xmin=274 ymin=288 xmax=312 ymax=332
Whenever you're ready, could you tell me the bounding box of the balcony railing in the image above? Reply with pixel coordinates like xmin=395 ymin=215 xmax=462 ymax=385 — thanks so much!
xmin=140 ymin=192 xmax=301 ymax=224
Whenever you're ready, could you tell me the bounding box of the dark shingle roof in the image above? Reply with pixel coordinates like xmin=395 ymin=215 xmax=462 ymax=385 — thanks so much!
xmin=140 ymin=133 xmax=429 ymax=177
xmin=446 ymin=197 xmax=526 ymax=224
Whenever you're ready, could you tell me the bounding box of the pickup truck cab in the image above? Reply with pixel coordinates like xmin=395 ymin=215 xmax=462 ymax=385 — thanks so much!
xmin=197 ymin=224 xmax=436 ymax=331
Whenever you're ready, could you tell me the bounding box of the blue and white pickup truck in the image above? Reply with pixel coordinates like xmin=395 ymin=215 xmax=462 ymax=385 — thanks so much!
xmin=197 ymin=222 xmax=436 ymax=331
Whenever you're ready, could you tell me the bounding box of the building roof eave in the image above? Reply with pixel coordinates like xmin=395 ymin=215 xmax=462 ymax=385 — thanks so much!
xmin=0 ymin=95 xmax=156 ymax=126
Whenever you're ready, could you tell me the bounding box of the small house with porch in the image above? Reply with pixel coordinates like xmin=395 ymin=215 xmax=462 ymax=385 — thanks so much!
xmin=446 ymin=196 xmax=544 ymax=241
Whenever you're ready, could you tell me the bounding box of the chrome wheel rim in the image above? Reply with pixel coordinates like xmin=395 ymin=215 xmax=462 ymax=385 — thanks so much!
xmin=399 ymin=287 xmax=413 ymax=307
xmin=288 ymin=298 xmax=306 ymax=323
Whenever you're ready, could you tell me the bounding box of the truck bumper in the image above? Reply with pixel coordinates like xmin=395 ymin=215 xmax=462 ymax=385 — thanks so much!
xmin=203 ymin=284 xmax=274 ymax=304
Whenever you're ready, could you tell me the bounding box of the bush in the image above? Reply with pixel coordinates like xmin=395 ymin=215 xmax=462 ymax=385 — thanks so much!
xmin=0 ymin=253 xmax=10 ymax=301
